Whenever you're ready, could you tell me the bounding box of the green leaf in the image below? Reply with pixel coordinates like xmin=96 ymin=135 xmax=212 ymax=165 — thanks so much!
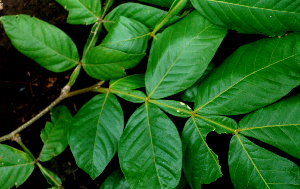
xmin=137 ymin=0 xmax=193 ymax=8
xmin=100 ymin=16 xmax=149 ymax=54
xmin=179 ymin=62 xmax=215 ymax=102
xmin=118 ymin=103 xmax=182 ymax=189
xmin=104 ymin=3 xmax=180 ymax=32
xmin=150 ymin=100 xmax=192 ymax=118
xmin=0 ymin=15 xmax=79 ymax=72
xmin=229 ymin=134 xmax=300 ymax=188
xmin=83 ymin=22 xmax=102 ymax=56
xmin=40 ymin=106 xmax=72 ymax=162
xmin=112 ymin=89 xmax=146 ymax=103
xmin=238 ymin=93 xmax=300 ymax=159
xmin=102 ymin=0 xmax=114 ymax=16
xmin=99 ymin=169 xmax=130 ymax=189
xmin=39 ymin=167 xmax=62 ymax=187
xmin=55 ymin=0 xmax=101 ymax=25
xmin=194 ymin=115 xmax=237 ymax=134
xmin=191 ymin=0 xmax=300 ymax=36
xmin=0 ymin=144 xmax=35 ymax=188
xmin=182 ymin=117 xmax=222 ymax=188
xmin=69 ymin=93 xmax=124 ymax=179
xmin=109 ymin=74 xmax=145 ymax=90
xmin=145 ymin=11 xmax=227 ymax=99
xmin=195 ymin=32 xmax=300 ymax=116
xmin=83 ymin=46 xmax=145 ymax=80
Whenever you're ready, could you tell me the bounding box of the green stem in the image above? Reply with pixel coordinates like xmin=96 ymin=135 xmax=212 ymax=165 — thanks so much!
xmin=81 ymin=21 xmax=102 ymax=60
xmin=151 ymin=0 xmax=188 ymax=36
xmin=36 ymin=162 xmax=63 ymax=188
xmin=101 ymin=0 xmax=114 ymax=19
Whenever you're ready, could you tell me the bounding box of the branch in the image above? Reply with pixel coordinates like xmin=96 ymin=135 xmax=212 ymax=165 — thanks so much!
xmin=0 ymin=81 xmax=105 ymax=143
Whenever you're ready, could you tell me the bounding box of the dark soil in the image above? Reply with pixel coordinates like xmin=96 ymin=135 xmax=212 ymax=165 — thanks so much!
xmin=0 ymin=1 xmax=298 ymax=189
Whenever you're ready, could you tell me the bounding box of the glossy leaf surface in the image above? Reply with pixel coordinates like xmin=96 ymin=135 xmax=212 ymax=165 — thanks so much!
xmin=109 ymin=74 xmax=145 ymax=90
xmin=195 ymin=33 xmax=300 ymax=116
xmin=69 ymin=94 xmax=124 ymax=179
xmin=99 ymin=169 xmax=130 ymax=189
xmin=0 ymin=144 xmax=34 ymax=188
xmin=239 ymin=93 xmax=300 ymax=159
xmin=182 ymin=117 xmax=222 ymax=188
xmin=191 ymin=0 xmax=300 ymax=36
xmin=118 ymin=103 xmax=182 ymax=188
xmin=40 ymin=106 xmax=72 ymax=162
xmin=55 ymin=0 xmax=101 ymax=25
xmin=180 ymin=62 xmax=215 ymax=102
xmin=83 ymin=46 xmax=144 ymax=80
xmin=101 ymin=16 xmax=149 ymax=54
xmin=145 ymin=11 xmax=227 ymax=99
xmin=104 ymin=3 xmax=180 ymax=32
xmin=229 ymin=135 xmax=300 ymax=188
xmin=0 ymin=15 xmax=79 ymax=72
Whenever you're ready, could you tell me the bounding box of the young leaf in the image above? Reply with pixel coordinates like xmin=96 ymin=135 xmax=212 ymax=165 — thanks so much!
xmin=111 ymin=89 xmax=147 ymax=103
xmin=99 ymin=169 xmax=130 ymax=189
xmin=195 ymin=33 xmax=300 ymax=116
xmin=182 ymin=117 xmax=222 ymax=188
xmin=83 ymin=22 xmax=102 ymax=56
xmin=118 ymin=103 xmax=182 ymax=189
xmin=229 ymin=135 xmax=300 ymax=188
xmin=39 ymin=167 xmax=62 ymax=187
xmin=83 ymin=46 xmax=145 ymax=80
xmin=109 ymin=74 xmax=145 ymax=90
xmin=104 ymin=3 xmax=180 ymax=32
xmin=179 ymin=62 xmax=215 ymax=102
xmin=0 ymin=15 xmax=79 ymax=72
xmin=150 ymin=99 xmax=192 ymax=118
xmin=191 ymin=0 xmax=300 ymax=36
xmin=0 ymin=144 xmax=35 ymax=189
xmin=145 ymin=11 xmax=227 ymax=99
xmin=100 ymin=16 xmax=149 ymax=54
xmin=55 ymin=0 xmax=101 ymax=25
xmin=238 ymin=93 xmax=300 ymax=159
xmin=69 ymin=93 xmax=124 ymax=179
xmin=40 ymin=105 xmax=72 ymax=162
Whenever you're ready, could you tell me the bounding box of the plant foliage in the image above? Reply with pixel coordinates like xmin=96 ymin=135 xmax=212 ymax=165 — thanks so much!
xmin=0 ymin=0 xmax=299 ymax=188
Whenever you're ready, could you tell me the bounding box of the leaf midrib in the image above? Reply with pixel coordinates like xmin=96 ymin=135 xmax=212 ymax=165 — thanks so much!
xmin=239 ymin=124 xmax=300 ymax=132
xmin=148 ymin=23 xmax=214 ymax=98
xmin=235 ymin=134 xmax=271 ymax=189
xmin=13 ymin=19 xmax=78 ymax=64
xmin=206 ymin=0 xmax=300 ymax=15
xmin=195 ymin=52 xmax=300 ymax=112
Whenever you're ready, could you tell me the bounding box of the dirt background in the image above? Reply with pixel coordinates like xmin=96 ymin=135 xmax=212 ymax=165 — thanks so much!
xmin=0 ymin=0 xmax=298 ymax=189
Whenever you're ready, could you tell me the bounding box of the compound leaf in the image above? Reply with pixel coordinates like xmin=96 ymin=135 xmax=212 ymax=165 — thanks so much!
xmin=0 ymin=144 xmax=34 ymax=188
xmin=40 ymin=105 xmax=72 ymax=162
xmin=99 ymin=169 xmax=130 ymax=189
xmin=83 ymin=46 xmax=144 ymax=80
xmin=182 ymin=117 xmax=222 ymax=188
xmin=118 ymin=103 xmax=182 ymax=189
xmin=109 ymin=74 xmax=145 ymax=90
xmin=55 ymin=0 xmax=101 ymax=25
xmin=195 ymin=32 xmax=300 ymax=116
xmin=191 ymin=0 xmax=300 ymax=36
xmin=229 ymin=134 xmax=300 ymax=188
xmin=0 ymin=15 xmax=79 ymax=72
xmin=69 ymin=93 xmax=124 ymax=179
xmin=100 ymin=16 xmax=149 ymax=54
xmin=239 ymin=93 xmax=300 ymax=159
xmin=104 ymin=3 xmax=180 ymax=32
xmin=145 ymin=11 xmax=227 ymax=99
xmin=112 ymin=90 xmax=147 ymax=104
